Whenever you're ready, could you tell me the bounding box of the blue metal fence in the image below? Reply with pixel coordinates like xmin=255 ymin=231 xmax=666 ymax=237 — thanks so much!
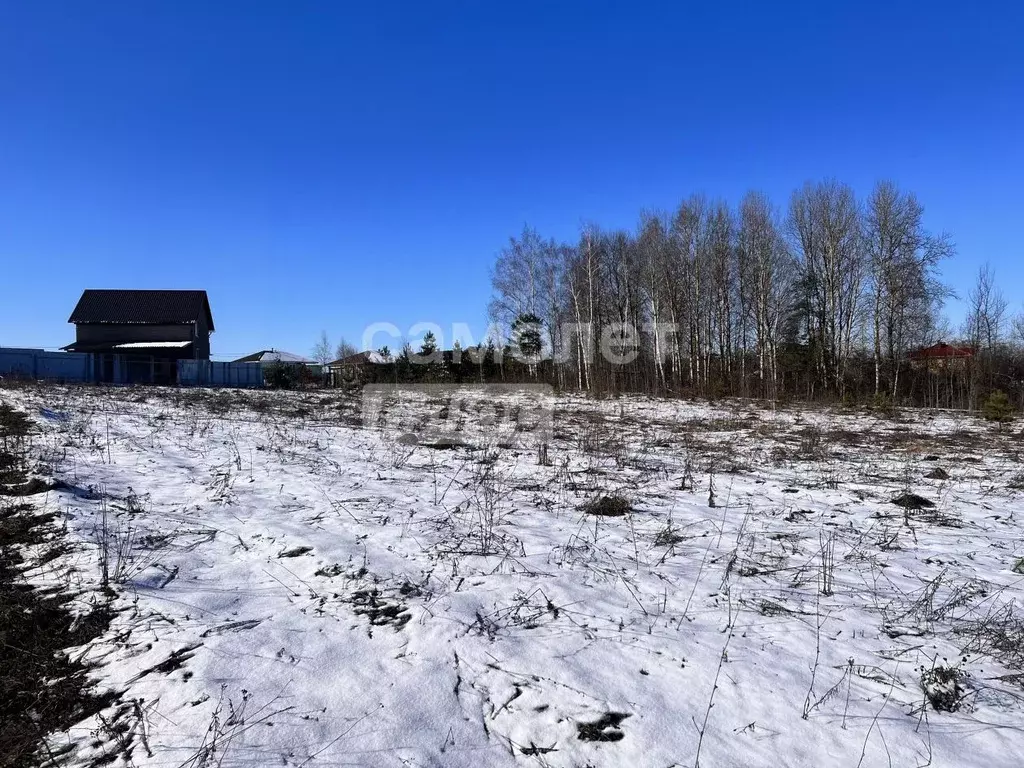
xmin=0 ymin=348 xmax=96 ymax=382
xmin=0 ymin=348 xmax=263 ymax=388
xmin=178 ymin=360 xmax=263 ymax=388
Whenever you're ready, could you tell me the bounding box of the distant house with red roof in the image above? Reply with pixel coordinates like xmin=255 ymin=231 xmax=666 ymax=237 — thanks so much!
xmin=908 ymin=342 xmax=975 ymax=371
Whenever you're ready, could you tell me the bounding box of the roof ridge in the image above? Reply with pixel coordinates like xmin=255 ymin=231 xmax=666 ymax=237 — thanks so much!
xmin=68 ymin=289 xmax=215 ymax=331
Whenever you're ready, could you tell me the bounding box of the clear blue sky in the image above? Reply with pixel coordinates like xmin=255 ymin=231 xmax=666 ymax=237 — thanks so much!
xmin=1 ymin=1 xmax=1022 ymax=359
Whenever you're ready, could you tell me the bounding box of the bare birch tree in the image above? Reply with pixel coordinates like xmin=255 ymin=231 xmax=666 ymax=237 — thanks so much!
xmin=738 ymin=191 xmax=793 ymax=398
xmin=789 ymin=180 xmax=866 ymax=395
xmin=865 ymin=182 xmax=953 ymax=397
xmin=312 ymin=330 xmax=333 ymax=366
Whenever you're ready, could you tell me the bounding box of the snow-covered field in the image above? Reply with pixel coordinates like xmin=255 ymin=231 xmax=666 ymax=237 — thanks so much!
xmin=5 ymin=383 xmax=1024 ymax=767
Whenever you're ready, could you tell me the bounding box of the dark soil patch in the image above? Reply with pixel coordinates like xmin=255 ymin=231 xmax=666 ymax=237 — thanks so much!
xmin=0 ymin=402 xmax=122 ymax=767
xmin=399 ymin=580 xmax=424 ymax=597
xmin=0 ymin=454 xmax=22 ymax=486
xmin=924 ymin=468 xmax=950 ymax=480
xmin=1 ymin=477 xmax=56 ymax=497
xmin=892 ymin=493 xmax=936 ymax=510
xmin=654 ymin=527 xmax=685 ymax=546
xmin=922 ymin=666 xmax=968 ymax=712
xmin=350 ymin=588 xmax=411 ymax=631
xmin=315 ymin=563 xmax=346 ymax=577
xmin=583 ymin=495 xmax=631 ymax=517
xmin=785 ymin=509 xmax=815 ymax=522
xmin=0 ymin=403 xmax=33 ymax=439
xmin=0 ymin=503 xmax=118 ymax=766
xmin=278 ymin=545 xmax=313 ymax=558
xmin=577 ymin=712 xmax=630 ymax=742
xmin=420 ymin=437 xmax=474 ymax=450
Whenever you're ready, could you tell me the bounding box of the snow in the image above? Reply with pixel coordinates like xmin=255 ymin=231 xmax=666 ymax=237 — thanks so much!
xmin=5 ymin=385 xmax=1024 ymax=767
xmin=255 ymin=349 xmax=313 ymax=363
xmin=113 ymin=341 xmax=192 ymax=349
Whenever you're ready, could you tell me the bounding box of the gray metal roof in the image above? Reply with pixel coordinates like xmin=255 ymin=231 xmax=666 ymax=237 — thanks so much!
xmin=328 ymin=351 xmax=388 ymax=366
xmin=68 ymin=290 xmax=214 ymax=331
xmin=233 ymin=349 xmax=313 ymax=364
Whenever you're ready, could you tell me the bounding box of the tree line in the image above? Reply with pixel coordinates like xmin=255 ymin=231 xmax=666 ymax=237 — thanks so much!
xmin=488 ymin=179 xmax=1024 ymax=409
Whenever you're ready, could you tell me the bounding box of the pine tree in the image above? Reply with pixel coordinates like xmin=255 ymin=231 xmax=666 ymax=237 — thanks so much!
xmin=983 ymin=390 xmax=1015 ymax=427
xmin=511 ymin=313 xmax=543 ymax=359
xmin=420 ymin=332 xmax=438 ymax=357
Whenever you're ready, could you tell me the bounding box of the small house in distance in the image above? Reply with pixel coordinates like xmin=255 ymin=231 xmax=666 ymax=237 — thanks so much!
xmin=908 ymin=342 xmax=975 ymax=372
xmin=327 ymin=350 xmax=390 ymax=389
xmin=63 ymin=289 xmax=214 ymax=384
xmin=234 ymin=349 xmax=319 ymax=388
xmin=233 ymin=349 xmax=313 ymax=365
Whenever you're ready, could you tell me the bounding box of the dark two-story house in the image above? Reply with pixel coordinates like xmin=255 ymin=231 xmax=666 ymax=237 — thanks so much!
xmin=62 ymin=289 xmax=214 ymax=384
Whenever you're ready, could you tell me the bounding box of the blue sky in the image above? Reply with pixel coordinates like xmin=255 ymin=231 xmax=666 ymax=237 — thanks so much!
xmin=1 ymin=1 xmax=1022 ymax=359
